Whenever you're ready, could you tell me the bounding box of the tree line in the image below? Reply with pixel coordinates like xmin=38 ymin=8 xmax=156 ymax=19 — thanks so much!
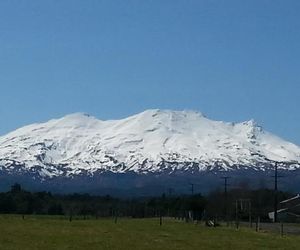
xmin=0 ymin=183 xmax=293 ymax=222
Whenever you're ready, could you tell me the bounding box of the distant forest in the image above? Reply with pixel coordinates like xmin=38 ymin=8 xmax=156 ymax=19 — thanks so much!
xmin=0 ymin=183 xmax=293 ymax=222
xmin=0 ymin=183 xmax=293 ymax=220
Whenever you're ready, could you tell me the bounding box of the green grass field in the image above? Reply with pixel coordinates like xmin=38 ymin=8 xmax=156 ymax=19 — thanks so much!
xmin=0 ymin=216 xmax=300 ymax=250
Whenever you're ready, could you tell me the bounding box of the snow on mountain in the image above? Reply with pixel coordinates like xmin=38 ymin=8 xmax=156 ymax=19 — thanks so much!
xmin=0 ymin=109 xmax=300 ymax=179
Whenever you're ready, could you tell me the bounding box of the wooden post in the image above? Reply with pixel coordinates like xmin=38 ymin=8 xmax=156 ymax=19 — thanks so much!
xmin=114 ymin=210 xmax=118 ymax=224
xmin=235 ymin=200 xmax=239 ymax=229
xmin=249 ymin=200 xmax=252 ymax=228
xmin=159 ymin=211 xmax=162 ymax=226
xmin=69 ymin=208 xmax=73 ymax=222
xmin=255 ymin=216 xmax=260 ymax=232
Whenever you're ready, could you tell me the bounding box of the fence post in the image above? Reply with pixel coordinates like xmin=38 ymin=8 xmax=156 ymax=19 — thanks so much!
xmin=280 ymin=223 xmax=283 ymax=237
xmin=235 ymin=200 xmax=239 ymax=229
xmin=249 ymin=201 xmax=252 ymax=228
xmin=114 ymin=209 xmax=118 ymax=224
xmin=255 ymin=216 xmax=260 ymax=232
xmin=159 ymin=211 xmax=162 ymax=226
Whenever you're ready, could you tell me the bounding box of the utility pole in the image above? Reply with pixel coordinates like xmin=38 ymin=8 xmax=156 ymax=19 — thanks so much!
xmin=189 ymin=183 xmax=194 ymax=195
xmin=274 ymin=162 xmax=278 ymax=223
xmin=273 ymin=162 xmax=284 ymax=223
xmin=221 ymin=176 xmax=230 ymax=225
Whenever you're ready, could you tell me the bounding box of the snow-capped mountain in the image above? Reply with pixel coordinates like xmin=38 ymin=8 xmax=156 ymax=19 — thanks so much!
xmin=0 ymin=109 xmax=300 ymax=183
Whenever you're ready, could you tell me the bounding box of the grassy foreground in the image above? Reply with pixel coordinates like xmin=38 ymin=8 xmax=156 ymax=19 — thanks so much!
xmin=0 ymin=216 xmax=300 ymax=250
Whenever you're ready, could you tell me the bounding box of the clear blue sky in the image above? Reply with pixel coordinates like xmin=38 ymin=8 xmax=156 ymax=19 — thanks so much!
xmin=0 ymin=0 xmax=299 ymax=144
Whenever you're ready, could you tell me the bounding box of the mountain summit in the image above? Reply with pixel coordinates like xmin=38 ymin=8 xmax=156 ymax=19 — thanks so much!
xmin=0 ymin=109 xmax=299 ymax=179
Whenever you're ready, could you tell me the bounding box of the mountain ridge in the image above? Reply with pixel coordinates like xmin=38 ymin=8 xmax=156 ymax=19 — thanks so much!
xmin=0 ymin=109 xmax=299 ymax=182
